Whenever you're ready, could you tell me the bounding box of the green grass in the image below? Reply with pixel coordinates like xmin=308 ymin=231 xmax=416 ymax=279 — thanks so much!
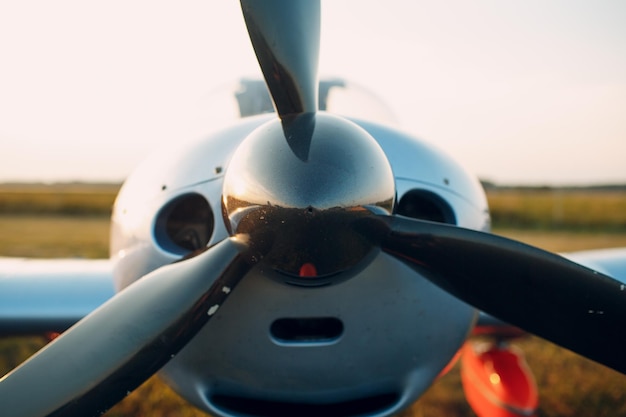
xmin=0 ymin=215 xmax=110 ymax=258
xmin=487 ymin=189 xmax=626 ymax=231
xmin=493 ymin=228 xmax=626 ymax=253
xmin=0 ymin=183 xmax=119 ymax=216
xmin=1 ymin=184 xmax=625 ymax=416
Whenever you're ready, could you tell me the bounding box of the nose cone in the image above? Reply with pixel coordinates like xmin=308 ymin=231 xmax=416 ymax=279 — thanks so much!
xmin=222 ymin=112 xmax=395 ymax=279
xmin=223 ymin=112 xmax=394 ymax=219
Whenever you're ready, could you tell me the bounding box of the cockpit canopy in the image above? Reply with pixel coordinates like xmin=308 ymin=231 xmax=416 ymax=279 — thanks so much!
xmin=197 ymin=77 xmax=397 ymax=130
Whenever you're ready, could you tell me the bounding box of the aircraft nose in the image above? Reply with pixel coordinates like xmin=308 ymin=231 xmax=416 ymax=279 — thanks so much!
xmin=222 ymin=113 xmax=395 ymax=281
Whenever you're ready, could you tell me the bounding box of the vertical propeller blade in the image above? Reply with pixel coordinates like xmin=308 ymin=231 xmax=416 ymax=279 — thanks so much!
xmin=241 ymin=0 xmax=320 ymax=118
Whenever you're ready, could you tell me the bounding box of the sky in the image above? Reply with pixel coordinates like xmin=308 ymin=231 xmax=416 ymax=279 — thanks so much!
xmin=1 ymin=0 xmax=625 ymax=185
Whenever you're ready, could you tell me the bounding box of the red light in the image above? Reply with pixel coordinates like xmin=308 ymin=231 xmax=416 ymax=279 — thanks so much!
xmin=299 ymin=263 xmax=317 ymax=277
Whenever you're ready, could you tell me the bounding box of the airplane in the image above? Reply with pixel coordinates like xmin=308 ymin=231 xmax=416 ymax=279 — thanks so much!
xmin=1 ymin=1 xmax=625 ymax=417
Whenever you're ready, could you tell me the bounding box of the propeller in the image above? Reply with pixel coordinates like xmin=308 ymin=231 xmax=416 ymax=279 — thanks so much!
xmin=241 ymin=0 xmax=319 ymax=118
xmin=241 ymin=0 xmax=320 ymax=161
xmin=2 ymin=1 xmax=625 ymax=416
xmin=355 ymin=215 xmax=626 ymax=374
xmin=0 ymin=237 xmax=258 ymax=417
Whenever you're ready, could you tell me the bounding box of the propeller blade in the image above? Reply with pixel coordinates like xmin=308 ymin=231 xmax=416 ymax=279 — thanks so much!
xmin=240 ymin=0 xmax=320 ymax=118
xmin=0 ymin=237 xmax=255 ymax=417
xmin=357 ymin=215 xmax=626 ymax=374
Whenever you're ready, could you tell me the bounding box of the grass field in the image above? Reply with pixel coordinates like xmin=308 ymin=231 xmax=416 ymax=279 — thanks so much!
xmin=1 ymin=184 xmax=625 ymax=416
xmin=487 ymin=188 xmax=626 ymax=232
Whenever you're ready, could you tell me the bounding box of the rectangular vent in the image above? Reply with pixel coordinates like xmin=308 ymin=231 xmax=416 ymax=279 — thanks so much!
xmin=270 ymin=317 xmax=343 ymax=345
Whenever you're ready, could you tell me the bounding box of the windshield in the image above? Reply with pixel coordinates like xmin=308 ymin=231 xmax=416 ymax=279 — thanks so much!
xmin=195 ymin=77 xmax=396 ymax=133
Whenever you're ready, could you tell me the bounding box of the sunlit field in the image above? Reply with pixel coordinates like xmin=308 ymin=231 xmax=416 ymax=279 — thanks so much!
xmin=486 ymin=187 xmax=626 ymax=232
xmin=1 ymin=184 xmax=625 ymax=416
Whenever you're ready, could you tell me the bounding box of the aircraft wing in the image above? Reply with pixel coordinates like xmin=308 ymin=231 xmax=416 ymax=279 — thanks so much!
xmin=0 ymin=257 xmax=115 ymax=336
xmin=563 ymin=247 xmax=626 ymax=284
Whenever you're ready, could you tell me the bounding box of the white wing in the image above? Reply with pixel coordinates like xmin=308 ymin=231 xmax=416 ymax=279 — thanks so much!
xmin=0 ymin=257 xmax=115 ymax=335
xmin=563 ymin=247 xmax=626 ymax=284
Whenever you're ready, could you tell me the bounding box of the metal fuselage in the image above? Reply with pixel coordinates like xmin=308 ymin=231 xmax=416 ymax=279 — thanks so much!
xmin=110 ymin=111 xmax=489 ymax=417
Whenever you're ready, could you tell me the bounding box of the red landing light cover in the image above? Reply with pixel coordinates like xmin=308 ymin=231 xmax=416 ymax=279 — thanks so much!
xmin=461 ymin=342 xmax=538 ymax=417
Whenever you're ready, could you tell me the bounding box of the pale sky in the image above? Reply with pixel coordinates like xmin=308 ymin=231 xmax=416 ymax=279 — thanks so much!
xmin=1 ymin=1 xmax=625 ymax=185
